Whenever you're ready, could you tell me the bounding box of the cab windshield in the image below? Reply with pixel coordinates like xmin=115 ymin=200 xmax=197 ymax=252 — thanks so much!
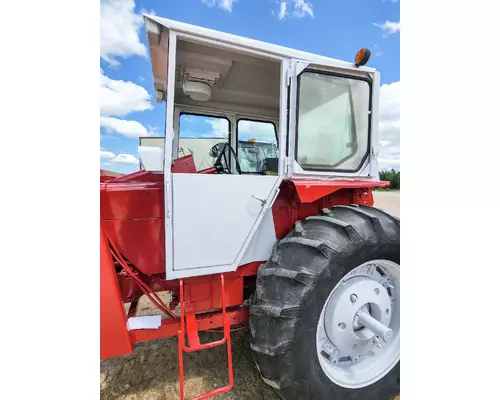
xmin=296 ymin=71 xmax=371 ymax=172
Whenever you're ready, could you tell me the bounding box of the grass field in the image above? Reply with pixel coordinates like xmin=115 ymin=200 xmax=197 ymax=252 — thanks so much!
xmin=100 ymin=192 xmax=400 ymax=400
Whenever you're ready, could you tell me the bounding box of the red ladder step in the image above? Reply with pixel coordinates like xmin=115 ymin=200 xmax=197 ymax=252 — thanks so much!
xmin=177 ymin=274 xmax=234 ymax=400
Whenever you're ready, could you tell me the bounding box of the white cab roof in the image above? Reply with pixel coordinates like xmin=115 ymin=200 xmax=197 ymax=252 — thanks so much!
xmin=143 ymin=14 xmax=375 ymax=99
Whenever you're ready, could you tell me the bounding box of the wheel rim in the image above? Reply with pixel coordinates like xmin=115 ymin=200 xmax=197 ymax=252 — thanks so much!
xmin=316 ymin=259 xmax=400 ymax=389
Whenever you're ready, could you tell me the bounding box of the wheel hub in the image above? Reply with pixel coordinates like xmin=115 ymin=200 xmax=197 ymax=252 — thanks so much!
xmin=352 ymin=304 xmax=370 ymax=331
xmin=316 ymin=260 xmax=400 ymax=388
xmin=324 ymin=276 xmax=392 ymax=360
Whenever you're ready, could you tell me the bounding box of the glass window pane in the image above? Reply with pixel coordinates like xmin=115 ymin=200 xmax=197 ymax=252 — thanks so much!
xmin=237 ymin=120 xmax=278 ymax=174
xmin=297 ymin=72 xmax=370 ymax=171
xmin=178 ymin=114 xmax=229 ymax=171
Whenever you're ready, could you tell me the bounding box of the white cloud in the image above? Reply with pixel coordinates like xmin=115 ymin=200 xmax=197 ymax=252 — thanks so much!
xmin=100 ymin=0 xmax=147 ymax=67
xmin=374 ymin=44 xmax=383 ymax=57
xmin=373 ymin=20 xmax=400 ymax=35
xmin=201 ymin=0 xmax=238 ymax=12
xmin=205 ymin=119 xmax=230 ymax=138
xmin=378 ymin=156 xmax=400 ymax=171
xmin=99 ymin=69 xmax=154 ymax=140
xmin=238 ymin=120 xmax=277 ymax=143
xmin=278 ymin=2 xmax=288 ymax=19
xmin=100 ymin=149 xmax=116 ymax=159
xmin=146 ymin=125 xmax=159 ymax=135
xmin=100 ymin=147 xmax=139 ymax=166
xmin=377 ymin=81 xmax=400 ymax=171
xmin=100 ymin=69 xmax=153 ymax=117
xmin=111 ymin=154 xmax=140 ymax=164
xmin=275 ymin=1 xmax=313 ymax=19
xmin=100 ymin=116 xmax=151 ymax=138
xmin=293 ymin=0 xmax=314 ymax=18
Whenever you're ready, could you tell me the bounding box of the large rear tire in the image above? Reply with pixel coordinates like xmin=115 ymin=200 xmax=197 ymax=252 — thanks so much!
xmin=249 ymin=205 xmax=400 ymax=400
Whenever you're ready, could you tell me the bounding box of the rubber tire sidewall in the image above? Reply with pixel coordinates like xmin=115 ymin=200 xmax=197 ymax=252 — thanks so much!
xmin=280 ymin=245 xmax=400 ymax=400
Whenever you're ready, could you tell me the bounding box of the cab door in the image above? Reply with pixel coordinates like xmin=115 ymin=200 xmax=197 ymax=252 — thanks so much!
xmin=163 ymin=32 xmax=283 ymax=279
xmin=286 ymin=59 xmax=378 ymax=178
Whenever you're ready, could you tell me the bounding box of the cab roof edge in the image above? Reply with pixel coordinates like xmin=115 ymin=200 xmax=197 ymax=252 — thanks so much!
xmin=143 ymin=14 xmax=376 ymax=73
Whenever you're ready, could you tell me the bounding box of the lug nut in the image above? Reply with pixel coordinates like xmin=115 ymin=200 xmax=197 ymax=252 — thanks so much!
xmin=350 ymin=294 xmax=358 ymax=303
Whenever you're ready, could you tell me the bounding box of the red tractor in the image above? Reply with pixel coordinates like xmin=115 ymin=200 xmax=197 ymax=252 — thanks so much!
xmin=100 ymin=14 xmax=400 ymax=400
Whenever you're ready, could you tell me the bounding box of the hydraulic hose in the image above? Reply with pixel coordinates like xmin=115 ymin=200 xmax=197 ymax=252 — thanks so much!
xmin=104 ymin=228 xmax=249 ymax=331
xmin=104 ymin=230 xmax=177 ymax=318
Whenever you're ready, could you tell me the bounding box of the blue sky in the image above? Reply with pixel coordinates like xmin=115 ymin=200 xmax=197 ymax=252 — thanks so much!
xmin=100 ymin=0 xmax=400 ymax=173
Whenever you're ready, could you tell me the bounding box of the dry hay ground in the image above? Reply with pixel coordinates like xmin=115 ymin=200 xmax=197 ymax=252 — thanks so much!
xmin=101 ymin=192 xmax=400 ymax=400
xmin=101 ymin=293 xmax=278 ymax=400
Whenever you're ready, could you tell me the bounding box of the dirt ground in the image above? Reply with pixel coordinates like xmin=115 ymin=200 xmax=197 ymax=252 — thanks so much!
xmin=373 ymin=190 xmax=400 ymax=218
xmin=101 ymin=293 xmax=278 ymax=400
xmin=100 ymin=192 xmax=400 ymax=400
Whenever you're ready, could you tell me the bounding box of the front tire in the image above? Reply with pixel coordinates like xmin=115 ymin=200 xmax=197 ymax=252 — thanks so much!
xmin=249 ymin=205 xmax=400 ymax=400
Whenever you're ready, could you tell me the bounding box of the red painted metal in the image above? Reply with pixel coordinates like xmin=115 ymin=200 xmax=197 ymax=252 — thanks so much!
xmin=352 ymin=187 xmax=375 ymax=206
xmin=186 ymin=312 xmax=201 ymax=348
xmin=100 ymin=160 xmax=222 ymax=276
xmin=178 ymin=275 xmax=234 ymax=400
xmin=198 ymin=166 xmax=217 ymax=174
xmin=183 ymin=276 xmax=243 ymax=313
xmin=100 ymin=171 xmax=386 ymax=282
xmin=100 ymin=165 xmax=390 ymax=368
xmin=100 ymin=222 xmax=133 ymax=360
xmin=106 ymin=170 xmax=164 ymax=183
xmin=291 ymin=179 xmax=389 ymax=203
xmin=100 ymin=179 xmax=164 ymax=275
xmin=130 ymin=308 xmax=249 ymax=343
xmin=101 ymin=181 xmax=163 ymax=219
xmin=103 ymin=218 xmax=165 ymax=276
xmin=100 ymin=169 xmax=124 ymax=183
xmin=101 ymin=168 xmax=123 ymax=177
xmin=115 ymin=262 xmax=255 ymax=304
xmin=271 ymin=180 xmax=351 ymax=239
xmin=172 ymin=154 xmax=198 ymax=174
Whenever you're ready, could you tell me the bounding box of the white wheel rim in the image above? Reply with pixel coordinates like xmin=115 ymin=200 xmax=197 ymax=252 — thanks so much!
xmin=316 ymin=259 xmax=400 ymax=389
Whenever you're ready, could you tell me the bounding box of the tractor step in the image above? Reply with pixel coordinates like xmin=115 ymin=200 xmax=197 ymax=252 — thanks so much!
xmin=177 ymin=274 xmax=234 ymax=400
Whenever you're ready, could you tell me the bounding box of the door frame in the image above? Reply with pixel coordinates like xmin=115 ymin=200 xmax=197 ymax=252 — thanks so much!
xmin=286 ymin=59 xmax=378 ymax=179
xmin=163 ymin=30 xmax=288 ymax=278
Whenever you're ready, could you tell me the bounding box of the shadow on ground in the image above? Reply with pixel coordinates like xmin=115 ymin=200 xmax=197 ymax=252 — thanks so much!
xmin=100 ymin=329 xmax=279 ymax=400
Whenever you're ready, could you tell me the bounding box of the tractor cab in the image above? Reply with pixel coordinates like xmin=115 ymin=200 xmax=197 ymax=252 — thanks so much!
xmin=141 ymin=15 xmax=381 ymax=280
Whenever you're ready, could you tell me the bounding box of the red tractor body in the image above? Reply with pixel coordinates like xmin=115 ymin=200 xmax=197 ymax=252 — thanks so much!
xmin=100 ymin=14 xmax=399 ymax=400
xmin=100 ymin=154 xmax=388 ymax=359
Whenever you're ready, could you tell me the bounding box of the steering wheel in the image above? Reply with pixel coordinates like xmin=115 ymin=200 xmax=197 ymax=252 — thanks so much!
xmin=212 ymin=142 xmax=242 ymax=175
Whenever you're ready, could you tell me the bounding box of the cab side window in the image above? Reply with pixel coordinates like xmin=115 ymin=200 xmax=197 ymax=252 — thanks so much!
xmin=237 ymin=119 xmax=278 ymax=174
xmin=178 ymin=114 xmax=230 ymax=171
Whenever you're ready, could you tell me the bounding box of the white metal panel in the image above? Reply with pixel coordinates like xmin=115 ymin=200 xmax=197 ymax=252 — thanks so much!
xmin=164 ymin=31 xmax=178 ymax=279
xmin=144 ymin=18 xmax=170 ymax=101
xmin=171 ymin=174 xmax=279 ymax=272
xmin=140 ymin=137 xmax=165 ymax=149
xmin=138 ymin=138 xmax=165 ymax=170
xmin=286 ymin=59 xmax=309 ymax=177
xmin=144 ymin=15 xmax=375 ymax=73
xmin=138 ymin=146 xmax=163 ymax=171
xmin=370 ymin=72 xmax=381 ymax=179
xmin=278 ymin=60 xmax=290 ymax=177
xmin=239 ymin=208 xmax=277 ymax=266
